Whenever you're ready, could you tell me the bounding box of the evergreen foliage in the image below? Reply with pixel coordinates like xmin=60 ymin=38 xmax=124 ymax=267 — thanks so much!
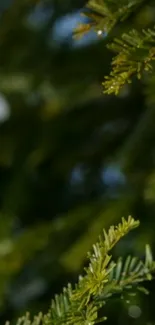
xmin=74 ymin=0 xmax=155 ymax=94
xmin=0 ymin=0 xmax=155 ymax=324
xmin=6 ymin=217 xmax=155 ymax=325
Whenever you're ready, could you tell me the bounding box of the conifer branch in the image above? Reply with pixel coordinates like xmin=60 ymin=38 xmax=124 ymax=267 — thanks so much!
xmin=6 ymin=217 xmax=155 ymax=325
xmin=102 ymin=28 xmax=155 ymax=94
xmin=74 ymin=0 xmax=155 ymax=95
xmin=73 ymin=0 xmax=145 ymax=38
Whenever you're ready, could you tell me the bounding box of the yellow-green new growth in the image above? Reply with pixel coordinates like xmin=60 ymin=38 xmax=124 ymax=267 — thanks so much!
xmin=73 ymin=0 xmax=155 ymax=95
xmin=6 ymin=216 xmax=155 ymax=325
xmin=103 ymin=28 xmax=155 ymax=94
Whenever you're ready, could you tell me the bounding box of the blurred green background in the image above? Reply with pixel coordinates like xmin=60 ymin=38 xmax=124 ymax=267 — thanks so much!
xmin=0 ymin=0 xmax=155 ymax=324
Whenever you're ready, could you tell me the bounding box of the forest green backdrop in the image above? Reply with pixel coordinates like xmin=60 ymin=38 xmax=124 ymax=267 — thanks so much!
xmin=0 ymin=0 xmax=155 ymax=324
